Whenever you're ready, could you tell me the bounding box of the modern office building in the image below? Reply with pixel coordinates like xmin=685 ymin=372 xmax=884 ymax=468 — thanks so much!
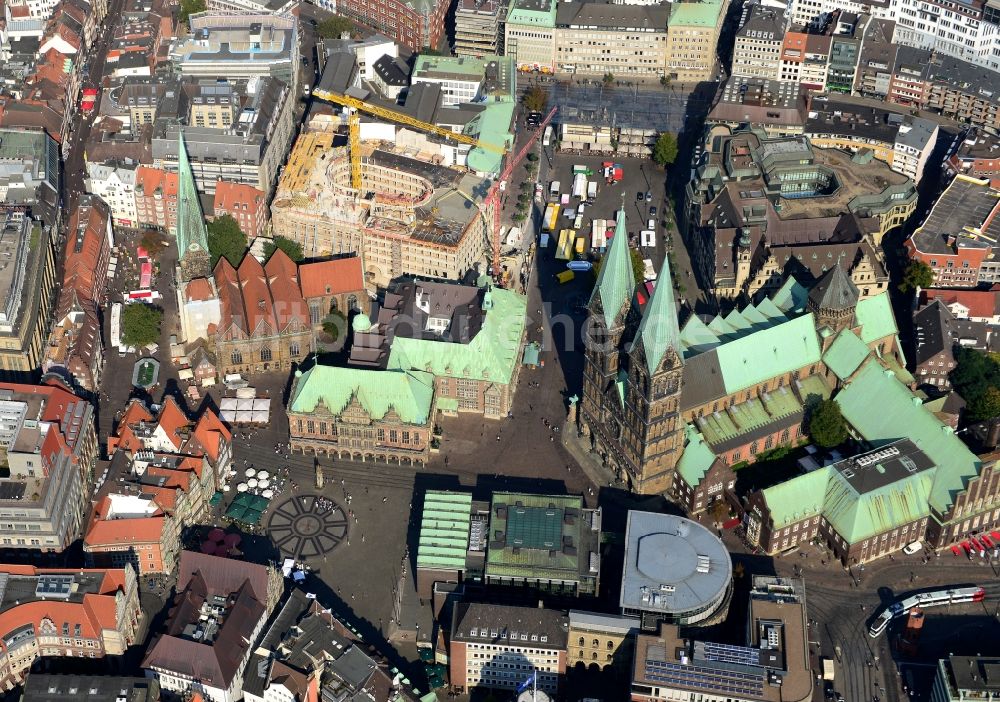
xmin=620 ymin=512 xmax=732 ymax=629
xmin=630 ymin=577 xmax=812 ymax=702
xmin=932 ymin=655 xmax=1000 ymax=702
xmin=484 ymin=492 xmax=602 ymax=597
xmin=905 ymin=175 xmax=1000 ymax=288
xmin=0 ymin=380 xmax=97 ymax=550
xmin=455 ymin=0 xmax=504 ymax=56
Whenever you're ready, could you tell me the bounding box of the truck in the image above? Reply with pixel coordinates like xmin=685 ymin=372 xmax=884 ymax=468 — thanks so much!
xmin=80 ymin=87 xmax=98 ymax=113
xmin=549 ymin=180 xmax=561 ymax=198
xmin=822 ymin=658 xmax=835 ymax=682
xmin=572 ymin=173 xmax=587 ymax=199
xmin=543 ymin=203 xmax=560 ymax=232
xmin=587 ymin=181 xmax=598 ymax=201
xmin=555 ymin=270 xmax=575 ymax=284
xmin=591 ymin=219 xmax=607 ymax=251
xmin=555 ymin=229 xmax=575 ymax=260
xmin=612 ymin=163 xmax=624 ymax=182
xmin=542 ymin=125 xmax=553 ymax=147
xmin=574 ymin=235 xmax=586 ymax=255
xmin=572 ymin=164 xmax=593 ymax=176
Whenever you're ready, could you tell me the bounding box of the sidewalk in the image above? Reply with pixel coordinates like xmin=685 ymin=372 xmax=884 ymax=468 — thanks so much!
xmin=560 ymin=417 xmax=617 ymax=501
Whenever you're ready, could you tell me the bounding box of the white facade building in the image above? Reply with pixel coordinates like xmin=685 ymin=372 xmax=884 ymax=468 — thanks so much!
xmin=787 ymin=0 xmax=1000 ymax=71
xmin=85 ymin=163 xmax=138 ymax=228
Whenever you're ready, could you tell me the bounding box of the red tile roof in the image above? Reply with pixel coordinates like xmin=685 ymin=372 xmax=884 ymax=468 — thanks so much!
xmin=264 ymin=250 xmax=308 ymax=331
xmin=922 ymin=287 xmax=1000 ymax=319
xmin=135 ymin=166 xmax=179 ymax=197
xmin=298 ymin=257 xmax=365 ymax=298
xmin=185 ymin=278 xmax=215 ymax=302
xmin=213 ymin=181 xmax=264 ymax=214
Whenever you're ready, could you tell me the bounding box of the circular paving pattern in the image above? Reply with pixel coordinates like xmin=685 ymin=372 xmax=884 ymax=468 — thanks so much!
xmin=266 ymin=494 xmax=348 ymax=559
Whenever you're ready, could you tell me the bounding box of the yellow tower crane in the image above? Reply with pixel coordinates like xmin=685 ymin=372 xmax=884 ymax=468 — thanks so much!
xmin=312 ymin=87 xmax=507 ymax=192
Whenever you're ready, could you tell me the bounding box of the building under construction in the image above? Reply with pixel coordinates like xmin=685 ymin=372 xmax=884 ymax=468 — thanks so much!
xmin=270 ymin=125 xmax=495 ymax=287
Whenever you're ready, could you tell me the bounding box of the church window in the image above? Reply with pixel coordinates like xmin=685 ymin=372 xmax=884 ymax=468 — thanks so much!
xmin=750 ymin=442 xmax=759 ymax=455
xmin=289 ymin=343 xmax=300 ymax=357
xmin=231 ymin=351 xmax=242 ymax=365
xmin=261 ymin=347 xmax=273 ymax=362
xmin=309 ymin=303 xmax=322 ymax=324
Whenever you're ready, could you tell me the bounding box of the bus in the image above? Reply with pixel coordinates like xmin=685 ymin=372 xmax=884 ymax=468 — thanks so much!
xmin=868 ymin=585 xmax=985 ymax=637
xmin=555 ymin=229 xmax=574 ymax=260
xmin=543 ymin=203 xmax=560 ymax=233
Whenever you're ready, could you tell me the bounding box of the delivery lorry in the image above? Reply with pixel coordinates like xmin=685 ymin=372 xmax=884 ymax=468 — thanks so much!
xmin=572 ymin=173 xmax=587 ymax=199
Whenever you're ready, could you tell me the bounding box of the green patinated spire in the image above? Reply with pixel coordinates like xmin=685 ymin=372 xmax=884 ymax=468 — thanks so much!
xmin=176 ymin=131 xmax=212 ymax=281
xmin=589 ymin=208 xmax=636 ymax=328
xmin=634 ymin=249 xmax=682 ymax=373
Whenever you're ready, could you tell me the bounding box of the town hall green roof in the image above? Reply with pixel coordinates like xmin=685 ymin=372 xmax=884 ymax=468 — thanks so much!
xmin=590 ymin=209 xmax=636 ymax=329
xmin=289 ymin=366 xmax=435 ymax=425
xmin=835 ymin=361 xmax=980 ymax=514
xmin=387 ymin=286 xmax=527 ymax=384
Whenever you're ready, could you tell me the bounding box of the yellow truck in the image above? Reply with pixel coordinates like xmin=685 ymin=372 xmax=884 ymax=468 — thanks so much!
xmin=556 ymin=270 xmax=575 ymax=284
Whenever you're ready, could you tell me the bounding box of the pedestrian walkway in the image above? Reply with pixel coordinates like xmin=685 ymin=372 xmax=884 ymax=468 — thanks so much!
xmin=560 ymin=418 xmax=616 ymax=495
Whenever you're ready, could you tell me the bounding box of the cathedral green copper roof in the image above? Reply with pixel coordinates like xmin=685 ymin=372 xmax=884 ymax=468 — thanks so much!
xmin=716 ymin=313 xmax=822 ymax=395
xmin=590 ymin=209 xmax=636 ymax=329
xmin=675 ymin=425 xmax=718 ymax=488
xmin=177 ymin=132 xmax=209 ymax=263
xmin=854 ymin=293 xmax=897 ymax=344
xmin=823 ymin=328 xmax=871 ymax=381
xmin=289 ymin=366 xmax=434 ymax=425
xmin=634 ymin=253 xmax=682 ymax=373
xmin=387 ymin=286 xmax=526 ymax=384
xmin=835 ymin=361 xmax=980 ymax=514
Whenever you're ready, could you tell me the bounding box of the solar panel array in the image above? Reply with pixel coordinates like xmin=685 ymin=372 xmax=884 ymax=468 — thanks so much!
xmin=700 ymin=641 xmax=763 ymax=667
xmin=644 ymin=658 xmax=765 ymax=696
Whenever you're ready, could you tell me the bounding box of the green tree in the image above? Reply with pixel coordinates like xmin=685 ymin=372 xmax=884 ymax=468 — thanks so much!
xmin=322 ymin=309 xmax=346 ymax=341
xmin=602 ymin=72 xmax=614 ymax=86
xmin=652 ymin=132 xmax=679 ymax=167
xmin=523 ymin=85 xmax=548 ymax=113
xmin=263 ymin=235 xmax=304 ymax=262
xmin=899 ymin=260 xmax=935 ymax=292
xmin=660 ymin=75 xmax=671 ymax=87
xmin=808 ymin=399 xmax=849 ymax=448
xmin=122 ymin=303 xmax=163 ymax=348
xmin=316 ymin=15 xmax=353 ymax=38
xmin=178 ymin=0 xmax=206 ymax=22
xmin=970 ymin=386 xmax=1000 ymax=422
xmin=140 ymin=230 xmax=167 ymax=259
xmin=951 ymin=348 xmax=1000 ymax=419
xmin=207 ymin=215 xmax=248 ymax=267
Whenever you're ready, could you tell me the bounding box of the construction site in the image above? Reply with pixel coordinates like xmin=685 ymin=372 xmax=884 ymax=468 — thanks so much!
xmin=270 ymin=123 xmax=497 ymax=287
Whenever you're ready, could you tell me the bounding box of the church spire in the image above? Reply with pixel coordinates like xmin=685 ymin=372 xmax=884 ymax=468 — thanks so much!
xmin=176 ymin=131 xmax=212 ymax=281
xmin=589 ymin=208 xmax=637 ymax=328
xmin=633 ymin=253 xmax=682 ymax=373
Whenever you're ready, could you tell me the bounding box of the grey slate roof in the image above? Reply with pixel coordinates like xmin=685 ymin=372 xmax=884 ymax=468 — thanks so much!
xmin=808 ymin=266 xmax=859 ymax=312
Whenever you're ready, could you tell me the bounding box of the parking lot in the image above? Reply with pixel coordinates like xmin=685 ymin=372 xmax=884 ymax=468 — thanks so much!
xmin=539 ymin=153 xmax=670 ymax=275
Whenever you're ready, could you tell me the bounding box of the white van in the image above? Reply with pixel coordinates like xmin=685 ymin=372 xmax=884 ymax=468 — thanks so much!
xmin=902 ymin=541 xmax=923 ymax=555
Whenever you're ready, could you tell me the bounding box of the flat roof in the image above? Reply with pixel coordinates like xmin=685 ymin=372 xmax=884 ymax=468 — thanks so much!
xmin=913 ymin=175 xmax=1000 ymax=255
xmin=620 ymin=511 xmax=731 ymax=615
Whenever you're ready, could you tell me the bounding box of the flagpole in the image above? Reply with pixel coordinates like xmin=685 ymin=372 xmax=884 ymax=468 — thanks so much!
xmin=533 ymin=669 xmax=536 ymax=701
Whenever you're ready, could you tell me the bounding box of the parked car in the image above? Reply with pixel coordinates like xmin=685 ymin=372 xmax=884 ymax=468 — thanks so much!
xmin=636 ymin=191 xmax=644 ymax=202
xmin=645 ymin=191 xmax=652 ymax=202
xmin=649 ymin=206 xmax=657 ymax=217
